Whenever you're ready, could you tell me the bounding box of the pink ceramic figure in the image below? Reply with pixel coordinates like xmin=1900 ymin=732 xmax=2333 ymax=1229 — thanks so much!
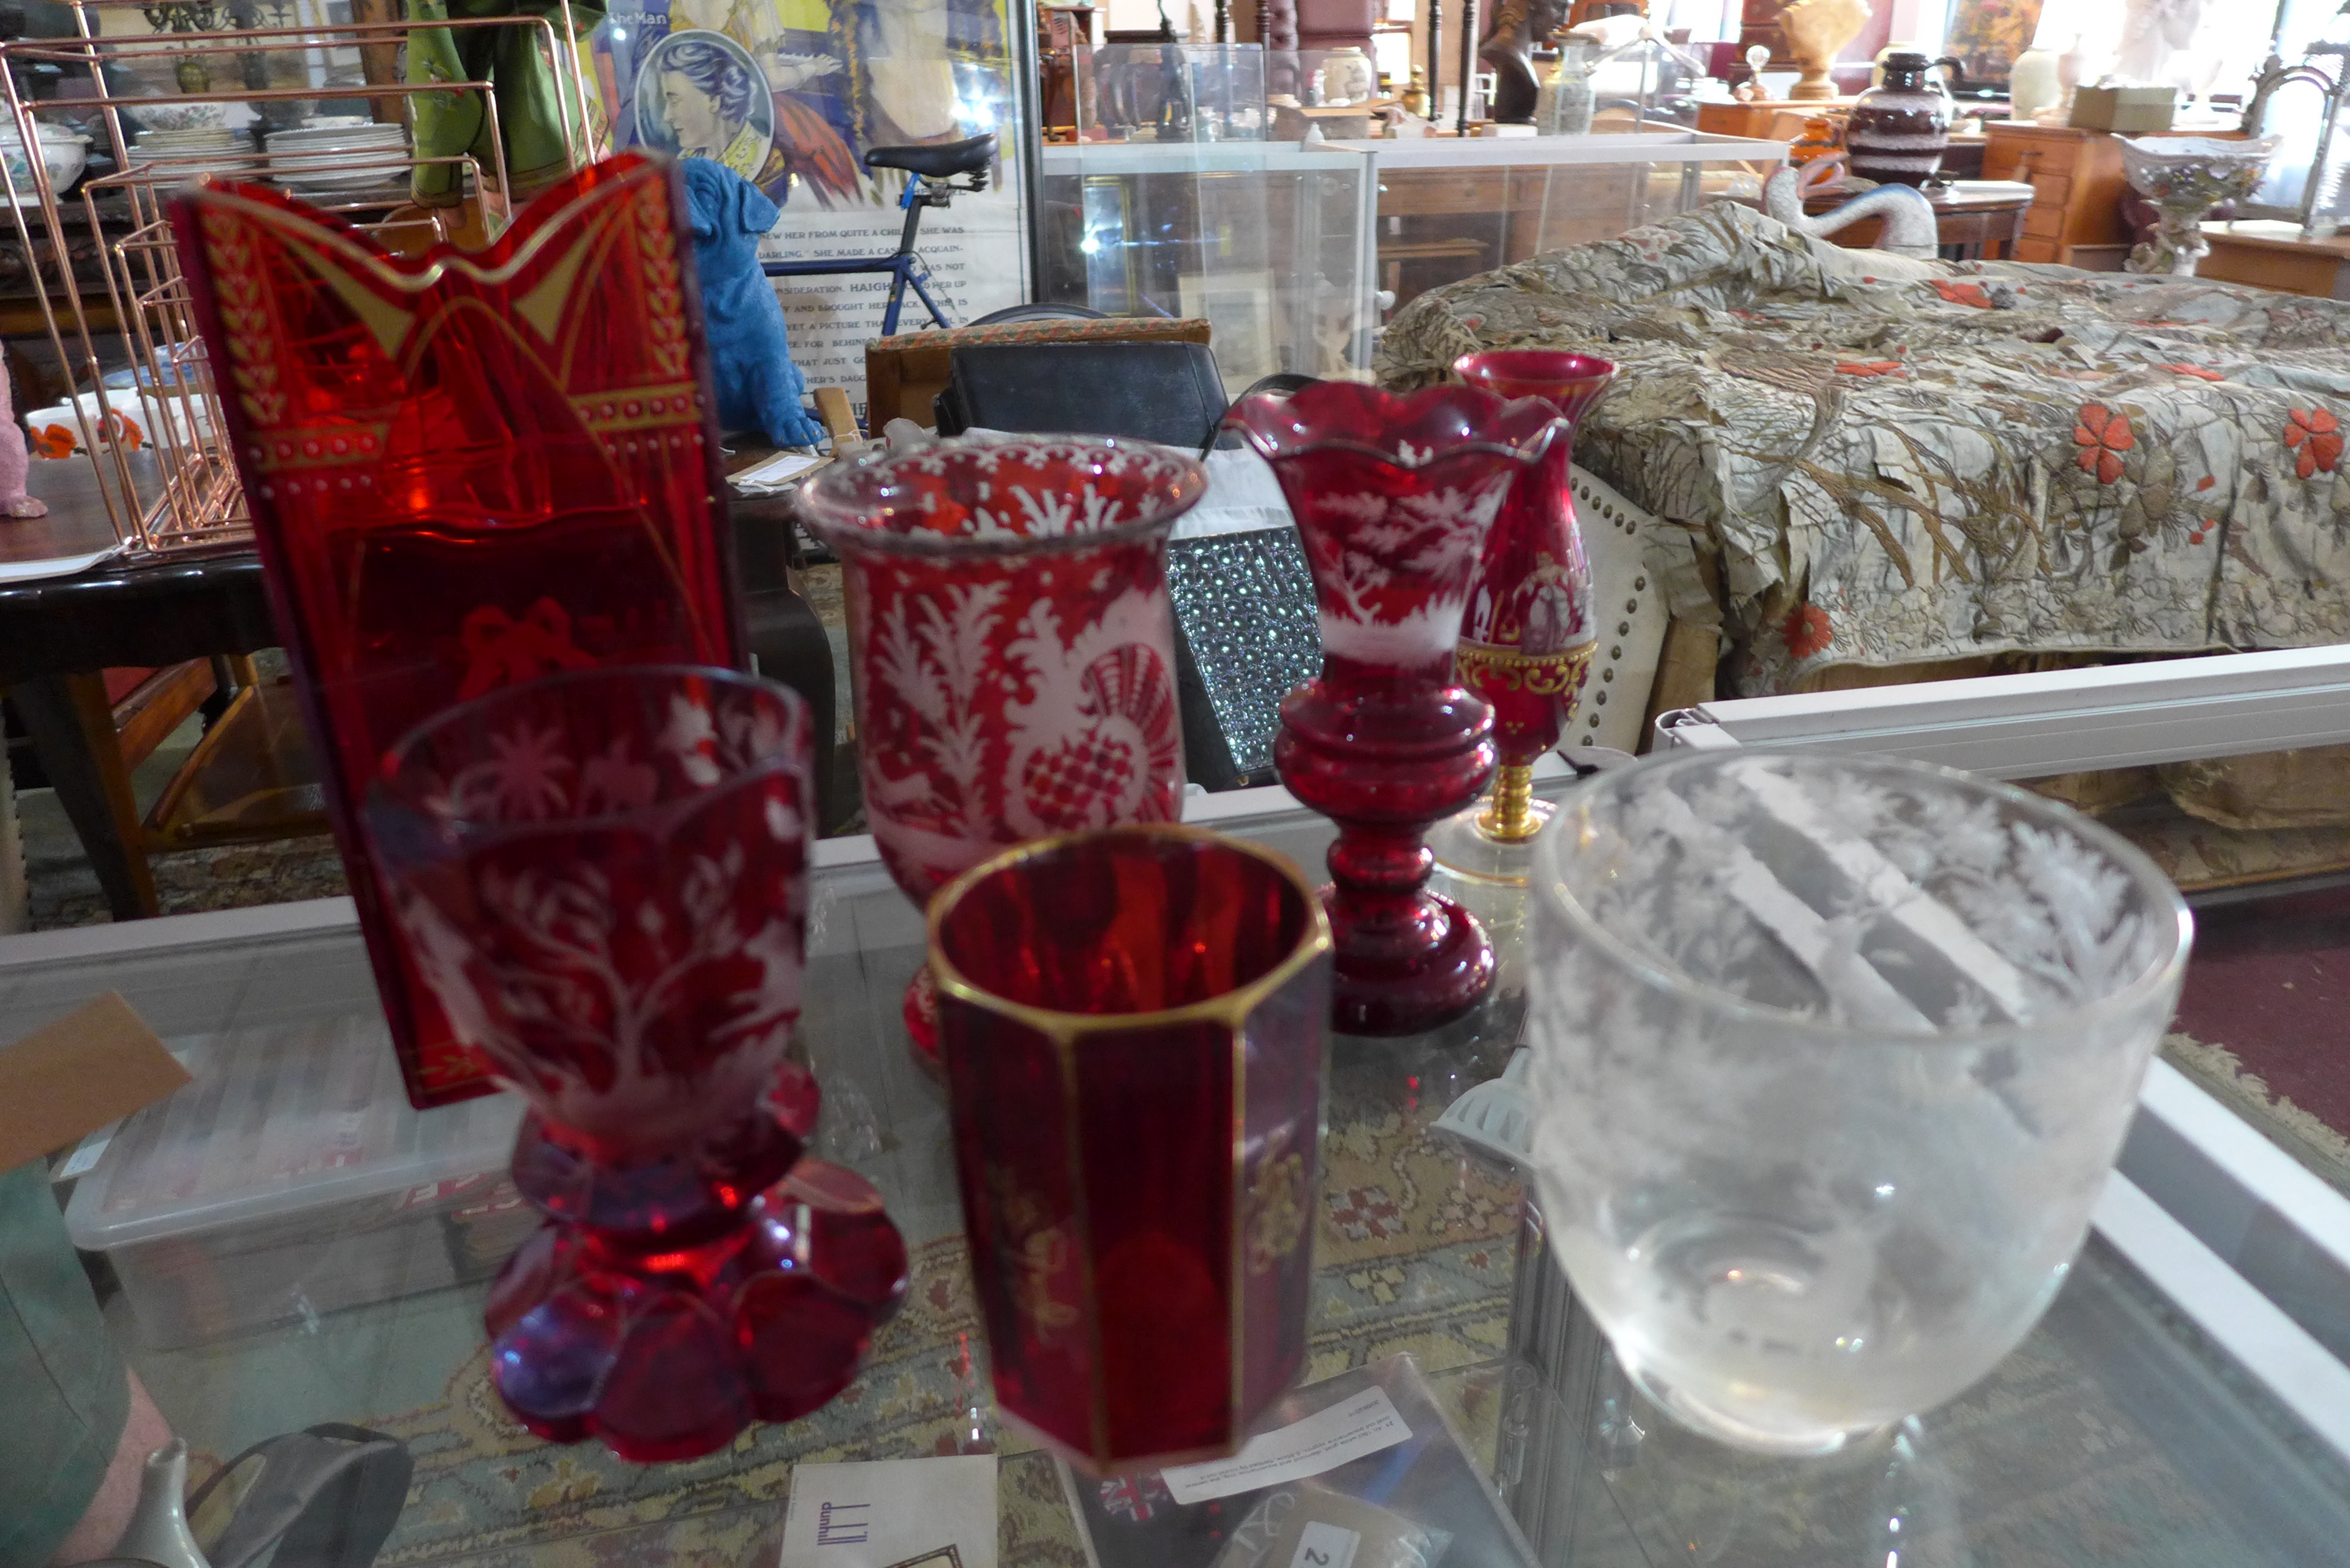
xmin=1 ymin=363 xmax=47 ymax=518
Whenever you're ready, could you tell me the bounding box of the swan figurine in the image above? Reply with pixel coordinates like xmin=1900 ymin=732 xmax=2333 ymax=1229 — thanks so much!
xmin=1762 ymin=156 xmax=1940 ymax=261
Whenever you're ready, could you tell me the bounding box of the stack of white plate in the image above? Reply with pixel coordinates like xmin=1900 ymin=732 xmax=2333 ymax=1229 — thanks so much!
xmin=131 ymin=126 xmax=261 ymax=183
xmin=263 ymin=120 xmax=410 ymax=194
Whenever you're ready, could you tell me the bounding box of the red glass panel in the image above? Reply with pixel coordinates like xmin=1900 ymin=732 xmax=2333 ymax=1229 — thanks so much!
xmin=174 ymin=152 xmax=744 ymax=1107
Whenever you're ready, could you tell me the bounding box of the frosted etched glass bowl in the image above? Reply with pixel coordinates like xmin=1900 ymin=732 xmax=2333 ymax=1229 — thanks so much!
xmin=1525 ymin=750 xmax=2192 ymax=1454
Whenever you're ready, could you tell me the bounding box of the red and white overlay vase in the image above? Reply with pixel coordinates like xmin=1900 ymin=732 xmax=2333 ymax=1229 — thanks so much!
xmin=796 ymin=435 xmax=1206 ymax=1066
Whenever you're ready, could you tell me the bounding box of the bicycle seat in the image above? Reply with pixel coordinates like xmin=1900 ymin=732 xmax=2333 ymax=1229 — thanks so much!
xmin=863 ymin=133 xmax=996 ymax=179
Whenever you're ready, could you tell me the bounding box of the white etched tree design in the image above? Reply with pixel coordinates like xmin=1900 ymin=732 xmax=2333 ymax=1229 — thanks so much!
xmin=866 ymin=580 xmax=1011 ymax=832
xmin=401 ymin=836 xmax=805 ymax=1146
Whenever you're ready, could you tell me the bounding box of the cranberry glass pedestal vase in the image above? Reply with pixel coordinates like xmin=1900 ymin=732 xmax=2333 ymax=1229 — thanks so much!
xmin=368 ymin=667 xmax=908 ymax=1462
xmin=795 ymin=435 xmax=1205 ymax=1073
xmin=1427 ymin=348 xmax=1619 ymax=890
xmin=1226 ymin=381 xmax=1559 ymax=1036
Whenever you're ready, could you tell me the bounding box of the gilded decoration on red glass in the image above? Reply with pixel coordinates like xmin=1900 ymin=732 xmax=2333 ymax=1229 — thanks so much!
xmin=797 ymin=435 xmax=1204 ymax=1068
xmin=370 ymin=667 xmax=906 ymax=1463
xmin=929 ymin=824 xmax=1332 ymax=1469
xmin=174 ymin=152 xmax=744 ymax=1110
xmin=1451 ymin=348 xmax=1617 ymax=846
xmin=1225 ymin=381 xmax=1558 ymax=1037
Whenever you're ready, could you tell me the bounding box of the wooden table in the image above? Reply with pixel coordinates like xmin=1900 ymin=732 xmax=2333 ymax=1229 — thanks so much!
xmin=0 ymin=454 xmax=837 ymax=920
xmin=2197 ymin=223 xmax=2350 ymax=300
xmin=1803 ymin=178 xmax=2033 ymax=259
xmin=1694 ymin=96 xmax=1855 ymax=140
xmin=1728 ymin=179 xmax=2034 ymax=260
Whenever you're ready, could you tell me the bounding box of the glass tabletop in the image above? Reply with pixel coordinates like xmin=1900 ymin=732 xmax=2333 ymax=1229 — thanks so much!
xmin=7 ymin=797 xmax=2348 ymax=1567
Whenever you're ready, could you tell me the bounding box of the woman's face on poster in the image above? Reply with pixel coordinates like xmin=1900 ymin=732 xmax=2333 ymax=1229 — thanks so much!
xmin=660 ymin=70 xmax=726 ymax=152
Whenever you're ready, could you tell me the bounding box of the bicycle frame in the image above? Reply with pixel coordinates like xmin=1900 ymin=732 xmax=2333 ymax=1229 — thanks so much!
xmin=763 ymin=172 xmax=952 ymax=337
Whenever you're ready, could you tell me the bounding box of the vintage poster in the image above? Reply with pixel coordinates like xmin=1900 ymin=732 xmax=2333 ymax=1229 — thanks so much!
xmin=590 ymin=0 xmax=1030 ymax=416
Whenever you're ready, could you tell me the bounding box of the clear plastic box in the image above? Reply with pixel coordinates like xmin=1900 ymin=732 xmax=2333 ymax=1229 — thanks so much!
xmin=63 ymin=1014 xmax=528 ymax=1348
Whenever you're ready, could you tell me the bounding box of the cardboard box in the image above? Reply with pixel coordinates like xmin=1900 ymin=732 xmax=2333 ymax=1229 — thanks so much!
xmin=2069 ymin=86 xmax=2176 ymax=133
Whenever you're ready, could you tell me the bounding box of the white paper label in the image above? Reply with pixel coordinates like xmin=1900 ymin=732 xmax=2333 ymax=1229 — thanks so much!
xmin=733 ymin=450 xmax=826 ymax=493
xmin=1290 ymin=1523 xmax=1362 ymax=1568
xmin=777 ymin=1455 xmax=998 ymax=1568
xmin=1160 ymin=1387 xmax=1411 ymax=1505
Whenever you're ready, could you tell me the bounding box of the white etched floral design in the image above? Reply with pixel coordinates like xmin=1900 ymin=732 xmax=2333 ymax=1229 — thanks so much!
xmin=865 ymin=581 xmax=1012 ymax=844
xmin=398 ymin=831 xmax=806 ymax=1158
xmin=1301 ymin=479 xmax=1512 ymax=663
xmin=383 ymin=676 xmax=815 ymax=1160
xmin=1003 ymin=596 xmax=1180 ymax=835
xmin=816 ymin=437 xmax=1195 ymax=891
xmin=1519 ymin=750 xmax=2189 ymax=1450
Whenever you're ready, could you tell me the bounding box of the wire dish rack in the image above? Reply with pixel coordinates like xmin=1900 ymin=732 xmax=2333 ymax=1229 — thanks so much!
xmin=0 ymin=0 xmax=595 ymax=554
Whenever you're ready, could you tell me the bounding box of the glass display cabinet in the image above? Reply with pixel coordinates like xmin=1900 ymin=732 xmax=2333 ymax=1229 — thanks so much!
xmin=1036 ymin=139 xmax=1378 ymax=388
xmin=8 ymin=754 xmax=2348 ymax=1562
xmin=1069 ymin=42 xmax=1269 ymax=144
xmin=1332 ymin=131 xmax=1785 ymax=307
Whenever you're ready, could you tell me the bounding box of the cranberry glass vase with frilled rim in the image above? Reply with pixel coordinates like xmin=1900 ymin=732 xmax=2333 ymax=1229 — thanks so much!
xmin=795 ymin=435 xmax=1205 ymax=1073
xmin=1225 ymin=380 xmax=1559 ymax=1036
xmin=368 ymin=666 xmax=908 ymax=1464
xmin=1431 ymin=349 xmax=1617 ymax=885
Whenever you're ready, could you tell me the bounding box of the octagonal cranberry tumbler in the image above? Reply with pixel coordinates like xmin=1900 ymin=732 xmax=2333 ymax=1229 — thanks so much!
xmin=1224 ymin=380 xmax=1560 ymax=1035
xmin=368 ymin=666 xmax=907 ymax=1462
xmin=795 ymin=435 xmax=1205 ymax=1071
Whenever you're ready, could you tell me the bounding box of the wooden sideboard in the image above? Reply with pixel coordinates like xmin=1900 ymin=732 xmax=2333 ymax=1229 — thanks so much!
xmin=1983 ymin=123 xmax=2245 ymax=270
xmin=2198 ymin=226 xmax=2350 ymax=299
xmin=1982 ymin=124 xmax=2133 ymax=268
xmin=1693 ymin=97 xmax=1853 ymax=139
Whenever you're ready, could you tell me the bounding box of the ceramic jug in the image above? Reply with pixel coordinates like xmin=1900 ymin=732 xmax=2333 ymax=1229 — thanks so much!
xmin=1845 ymin=49 xmax=1950 ymax=187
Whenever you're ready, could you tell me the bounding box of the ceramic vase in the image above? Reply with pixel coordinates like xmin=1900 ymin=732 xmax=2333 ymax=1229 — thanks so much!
xmin=2008 ymin=45 xmax=2061 ymax=122
xmin=1225 ymin=380 xmax=1558 ymax=1036
xmin=1789 ymin=114 xmax=1843 ymax=167
xmin=1846 ymin=50 xmax=1951 ymax=187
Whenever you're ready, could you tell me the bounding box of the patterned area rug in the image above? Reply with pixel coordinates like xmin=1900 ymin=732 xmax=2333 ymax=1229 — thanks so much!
xmin=293 ymin=1055 xmax=1530 ymax=1564
xmin=27 ymin=836 xmax=349 ymax=931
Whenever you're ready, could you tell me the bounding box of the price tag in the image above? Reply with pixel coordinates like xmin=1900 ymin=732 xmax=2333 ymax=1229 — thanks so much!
xmin=1288 ymin=1522 xmax=1360 ymax=1568
xmin=1161 ymin=1386 xmax=1412 ymax=1503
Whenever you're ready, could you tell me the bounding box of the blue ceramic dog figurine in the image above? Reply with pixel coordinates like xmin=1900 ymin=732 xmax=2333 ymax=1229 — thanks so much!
xmin=681 ymin=159 xmax=824 ymax=449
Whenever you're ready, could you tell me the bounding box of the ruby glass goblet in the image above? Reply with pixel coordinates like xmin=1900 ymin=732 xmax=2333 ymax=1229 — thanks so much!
xmin=1224 ymin=380 xmax=1560 ymax=1036
xmin=795 ymin=435 xmax=1206 ymax=1073
xmin=368 ymin=666 xmax=908 ymax=1463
